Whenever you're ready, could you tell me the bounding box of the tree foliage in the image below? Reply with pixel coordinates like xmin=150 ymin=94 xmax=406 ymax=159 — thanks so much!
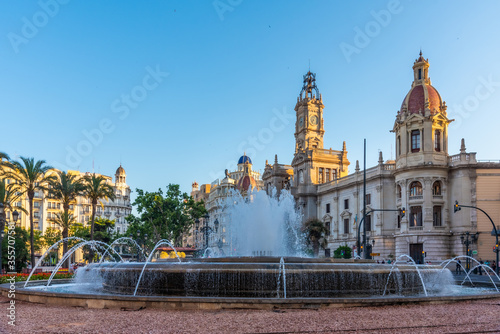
xmin=1 ymin=227 xmax=29 ymax=271
xmin=69 ymin=217 xmax=116 ymax=262
xmin=333 ymin=245 xmax=352 ymax=259
xmin=2 ymin=157 xmax=55 ymax=266
xmin=128 ymin=184 xmax=207 ymax=247
xmin=303 ymin=218 xmax=329 ymax=257
xmin=81 ymin=173 xmax=116 ymax=242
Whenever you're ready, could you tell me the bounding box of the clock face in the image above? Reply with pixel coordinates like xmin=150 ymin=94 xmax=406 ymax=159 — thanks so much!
xmin=299 ymin=116 xmax=304 ymax=127
xmin=310 ymin=115 xmax=318 ymax=125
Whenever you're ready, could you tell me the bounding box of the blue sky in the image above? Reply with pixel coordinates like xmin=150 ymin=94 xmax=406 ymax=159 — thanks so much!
xmin=2 ymin=1 xmax=500 ymax=199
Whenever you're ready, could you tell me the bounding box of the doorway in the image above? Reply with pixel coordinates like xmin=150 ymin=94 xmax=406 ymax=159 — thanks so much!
xmin=409 ymin=243 xmax=423 ymax=264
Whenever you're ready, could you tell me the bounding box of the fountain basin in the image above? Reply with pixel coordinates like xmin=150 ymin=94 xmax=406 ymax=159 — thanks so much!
xmin=87 ymin=257 xmax=452 ymax=298
xmin=3 ymin=279 xmax=499 ymax=311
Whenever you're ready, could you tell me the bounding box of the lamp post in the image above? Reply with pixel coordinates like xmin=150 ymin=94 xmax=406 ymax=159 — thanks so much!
xmin=133 ymin=231 xmax=148 ymax=261
xmin=199 ymin=214 xmax=214 ymax=251
xmin=13 ymin=210 xmax=19 ymax=226
xmin=460 ymin=232 xmax=478 ymax=272
xmin=357 ymin=208 xmax=404 ymax=258
xmin=454 ymin=201 xmax=499 ymax=275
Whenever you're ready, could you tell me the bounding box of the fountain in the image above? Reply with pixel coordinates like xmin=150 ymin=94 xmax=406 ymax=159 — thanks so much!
xmin=2 ymin=189 xmax=499 ymax=309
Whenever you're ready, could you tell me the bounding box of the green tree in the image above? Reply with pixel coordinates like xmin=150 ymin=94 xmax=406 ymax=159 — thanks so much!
xmin=1 ymin=227 xmax=29 ymax=272
xmin=48 ymin=212 xmax=79 ymax=267
xmin=334 ymin=245 xmax=352 ymax=259
xmin=82 ymin=173 xmax=116 ymax=244
xmin=69 ymin=218 xmax=116 ymax=262
xmin=0 ymin=178 xmax=26 ymax=270
xmin=42 ymin=227 xmax=62 ymax=265
xmin=303 ymin=218 xmax=329 ymax=257
xmin=27 ymin=229 xmax=44 ymax=255
xmin=130 ymin=184 xmax=206 ymax=247
xmin=48 ymin=170 xmax=84 ymax=267
xmin=93 ymin=217 xmax=116 ymax=244
xmin=2 ymin=157 xmax=55 ymax=266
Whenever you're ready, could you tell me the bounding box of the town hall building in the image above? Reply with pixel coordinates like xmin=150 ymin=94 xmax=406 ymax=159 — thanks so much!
xmin=263 ymin=53 xmax=500 ymax=264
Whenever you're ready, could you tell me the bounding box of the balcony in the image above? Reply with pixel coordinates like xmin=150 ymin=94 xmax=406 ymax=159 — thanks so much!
xmin=409 ymin=195 xmax=423 ymax=201
xmin=409 ymin=226 xmax=423 ymax=231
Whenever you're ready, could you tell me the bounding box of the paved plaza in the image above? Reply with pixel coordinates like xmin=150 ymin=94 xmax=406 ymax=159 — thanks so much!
xmin=2 ymin=294 xmax=499 ymax=334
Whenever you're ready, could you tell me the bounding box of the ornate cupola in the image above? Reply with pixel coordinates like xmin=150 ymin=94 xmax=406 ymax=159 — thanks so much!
xmin=115 ymin=165 xmax=126 ymax=184
xmin=392 ymin=52 xmax=453 ymax=169
xmin=294 ymin=71 xmax=325 ymax=152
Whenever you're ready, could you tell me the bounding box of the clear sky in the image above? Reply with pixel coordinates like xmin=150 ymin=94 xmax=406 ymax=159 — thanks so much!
xmin=2 ymin=1 xmax=500 ymax=199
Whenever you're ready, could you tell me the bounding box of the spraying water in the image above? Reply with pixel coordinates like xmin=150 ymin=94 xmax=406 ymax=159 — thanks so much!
xmin=24 ymin=237 xmax=86 ymax=288
xmin=133 ymin=239 xmax=180 ymax=296
xmin=99 ymin=237 xmax=146 ymax=263
xmin=222 ymin=188 xmax=305 ymax=257
xmin=45 ymin=241 xmax=123 ymax=286
xmin=277 ymin=257 xmax=287 ymax=298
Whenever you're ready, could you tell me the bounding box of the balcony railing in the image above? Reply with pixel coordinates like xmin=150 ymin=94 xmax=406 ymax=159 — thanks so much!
xmin=409 ymin=195 xmax=423 ymax=200
xmin=409 ymin=226 xmax=423 ymax=231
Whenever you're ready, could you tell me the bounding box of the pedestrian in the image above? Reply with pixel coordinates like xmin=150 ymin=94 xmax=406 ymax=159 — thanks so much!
xmin=478 ymin=258 xmax=484 ymax=275
xmin=456 ymin=259 xmax=461 ymax=274
xmin=492 ymin=261 xmax=497 ymax=274
xmin=381 ymin=259 xmax=385 ymax=264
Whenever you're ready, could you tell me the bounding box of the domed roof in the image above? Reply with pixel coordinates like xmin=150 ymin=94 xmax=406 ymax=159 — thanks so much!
xmin=238 ymin=154 xmax=252 ymax=165
xmin=400 ymin=52 xmax=443 ymax=115
xmin=400 ymin=84 xmax=443 ymax=115
xmin=116 ymin=165 xmax=126 ymax=175
xmin=237 ymin=175 xmax=257 ymax=191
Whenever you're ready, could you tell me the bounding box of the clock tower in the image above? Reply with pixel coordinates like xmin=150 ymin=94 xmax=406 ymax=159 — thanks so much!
xmin=294 ymin=71 xmax=325 ymax=152
xmin=291 ymin=71 xmax=349 ymax=220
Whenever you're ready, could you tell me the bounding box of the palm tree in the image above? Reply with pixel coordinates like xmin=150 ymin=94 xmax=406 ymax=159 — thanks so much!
xmin=303 ymin=218 xmax=329 ymax=256
xmin=48 ymin=211 xmax=79 ymax=267
xmin=48 ymin=171 xmax=84 ymax=267
xmin=0 ymin=178 xmax=26 ymax=271
xmin=2 ymin=157 xmax=55 ymax=267
xmin=82 ymin=173 xmax=115 ymax=249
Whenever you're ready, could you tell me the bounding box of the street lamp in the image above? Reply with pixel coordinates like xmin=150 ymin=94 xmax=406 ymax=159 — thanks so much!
xmin=454 ymin=201 xmax=499 ymax=275
xmin=460 ymin=232 xmax=478 ymax=272
xmin=357 ymin=207 xmax=404 ymax=258
xmin=12 ymin=210 xmax=19 ymax=225
xmin=134 ymin=231 xmax=148 ymax=261
xmin=199 ymin=214 xmax=214 ymax=251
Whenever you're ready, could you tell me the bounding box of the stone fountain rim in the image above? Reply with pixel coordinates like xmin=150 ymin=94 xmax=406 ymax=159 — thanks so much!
xmin=3 ymin=280 xmax=500 ymax=310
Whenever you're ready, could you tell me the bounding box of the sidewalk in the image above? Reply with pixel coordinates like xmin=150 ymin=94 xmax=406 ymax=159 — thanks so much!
xmin=452 ymin=272 xmax=500 ymax=288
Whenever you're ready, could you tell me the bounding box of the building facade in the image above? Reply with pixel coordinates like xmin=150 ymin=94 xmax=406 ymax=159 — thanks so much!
xmin=264 ymin=53 xmax=500 ymax=264
xmin=3 ymin=165 xmax=132 ymax=259
xmin=191 ymin=154 xmax=263 ymax=253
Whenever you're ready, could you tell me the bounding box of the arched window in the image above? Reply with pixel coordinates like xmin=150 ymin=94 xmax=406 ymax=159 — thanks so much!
xmin=397 ymin=185 xmax=402 ymax=199
xmin=432 ymin=181 xmax=441 ymax=196
xmin=409 ymin=181 xmax=422 ymax=197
